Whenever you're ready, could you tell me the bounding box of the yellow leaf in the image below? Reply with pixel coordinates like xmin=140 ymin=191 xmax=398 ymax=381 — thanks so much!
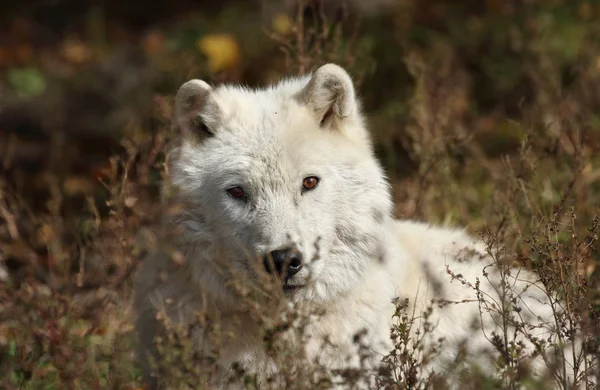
xmin=272 ymin=13 xmax=293 ymax=35
xmin=61 ymin=39 xmax=92 ymax=64
xmin=197 ymin=33 xmax=241 ymax=73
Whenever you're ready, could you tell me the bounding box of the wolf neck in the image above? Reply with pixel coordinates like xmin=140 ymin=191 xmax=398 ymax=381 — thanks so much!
xmin=332 ymin=216 xmax=405 ymax=304
xmin=299 ymin=217 xmax=407 ymax=361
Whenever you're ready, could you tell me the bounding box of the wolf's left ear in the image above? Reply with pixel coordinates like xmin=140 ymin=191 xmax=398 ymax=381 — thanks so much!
xmin=298 ymin=63 xmax=358 ymax=130
xmin=175 ymin=79 xmax=221 ymax=140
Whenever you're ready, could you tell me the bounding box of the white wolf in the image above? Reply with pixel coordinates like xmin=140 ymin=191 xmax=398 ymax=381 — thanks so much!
xmin=134 ymin=64 xmax=580 ymax=389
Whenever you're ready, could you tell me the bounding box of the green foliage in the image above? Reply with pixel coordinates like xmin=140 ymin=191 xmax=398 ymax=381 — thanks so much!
xmin=7 ymin=67 xmax=46 ymax=99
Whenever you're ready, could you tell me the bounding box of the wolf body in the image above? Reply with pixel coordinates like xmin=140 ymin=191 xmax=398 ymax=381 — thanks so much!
xmin=134 ymin=64 xmax=572 ymax=389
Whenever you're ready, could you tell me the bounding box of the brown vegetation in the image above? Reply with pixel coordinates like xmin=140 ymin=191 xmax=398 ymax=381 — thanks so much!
xmin=1 ymin=0 xmax=599 ymax=388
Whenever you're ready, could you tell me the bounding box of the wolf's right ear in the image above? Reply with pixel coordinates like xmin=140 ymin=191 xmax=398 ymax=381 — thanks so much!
xmin=175 ymin=79 xmax=221 ymax=138
xmin=298 ymin=63 xmax=358 ymax=131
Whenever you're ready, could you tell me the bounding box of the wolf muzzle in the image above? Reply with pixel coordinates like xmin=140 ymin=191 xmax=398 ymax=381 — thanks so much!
xmin=263 ymin=247 xmax=303 ymax=279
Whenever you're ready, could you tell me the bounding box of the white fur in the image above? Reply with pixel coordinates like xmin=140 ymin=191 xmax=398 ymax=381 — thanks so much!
xmin=134 ymin=64 xmax=579 ymax=389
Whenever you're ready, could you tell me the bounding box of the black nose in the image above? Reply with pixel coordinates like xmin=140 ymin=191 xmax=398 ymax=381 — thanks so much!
xmin=263 ymin=248 xmax=303 ymax=278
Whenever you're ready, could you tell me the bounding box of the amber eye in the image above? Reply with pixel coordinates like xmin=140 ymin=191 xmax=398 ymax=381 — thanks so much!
xmin=227 ymin=186 xmax=246 ymax=199
xmin=302 ymin=176 xmax=319 ymax=191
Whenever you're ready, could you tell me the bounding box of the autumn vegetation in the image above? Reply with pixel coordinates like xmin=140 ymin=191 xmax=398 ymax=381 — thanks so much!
xmin=1 ymin=0 xmax=600 ymax=389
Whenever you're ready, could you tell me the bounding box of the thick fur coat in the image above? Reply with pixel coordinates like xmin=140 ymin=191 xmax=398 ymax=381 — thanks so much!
xmin=133 ymin=64 xmax=575 ymax=389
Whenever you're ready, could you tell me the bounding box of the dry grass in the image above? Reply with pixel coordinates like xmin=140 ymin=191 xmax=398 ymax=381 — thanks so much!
xmin=1 ymin=1 xmax=599 ymax=389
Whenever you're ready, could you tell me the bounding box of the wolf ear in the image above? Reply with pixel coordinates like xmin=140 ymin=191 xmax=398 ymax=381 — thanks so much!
xmin=175 ymin=79 xmax=221 ymax=138
xmin=298 ymin=63 xmax=358 ymax=130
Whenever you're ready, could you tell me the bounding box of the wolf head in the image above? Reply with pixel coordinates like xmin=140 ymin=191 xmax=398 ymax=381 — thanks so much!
xmin=170 ymin=64 xmax=393 ymax=304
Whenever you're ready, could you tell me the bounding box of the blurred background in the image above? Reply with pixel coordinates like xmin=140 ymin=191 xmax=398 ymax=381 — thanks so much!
xmin=1 ymin=0 xmax=599 ymax=388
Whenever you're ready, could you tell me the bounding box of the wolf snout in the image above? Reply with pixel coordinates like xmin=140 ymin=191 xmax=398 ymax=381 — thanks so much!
xmin=263 ymin=247 xmax=303 ymax=278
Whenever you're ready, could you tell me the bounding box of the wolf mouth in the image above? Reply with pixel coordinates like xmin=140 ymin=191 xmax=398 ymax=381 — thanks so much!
xmin=283 ymin=281 xmax=305 ymax=292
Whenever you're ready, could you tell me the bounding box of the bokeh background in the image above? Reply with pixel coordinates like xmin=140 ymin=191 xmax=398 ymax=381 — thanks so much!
xmin=1 ymin=0 xmax=600 ymax=388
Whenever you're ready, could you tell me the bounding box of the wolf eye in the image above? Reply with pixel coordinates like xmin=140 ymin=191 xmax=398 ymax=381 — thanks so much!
xmin=227 ymin=186 xmax=246 ymax=199
xmin=302 ymin=176 xmax=319 ymax=191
